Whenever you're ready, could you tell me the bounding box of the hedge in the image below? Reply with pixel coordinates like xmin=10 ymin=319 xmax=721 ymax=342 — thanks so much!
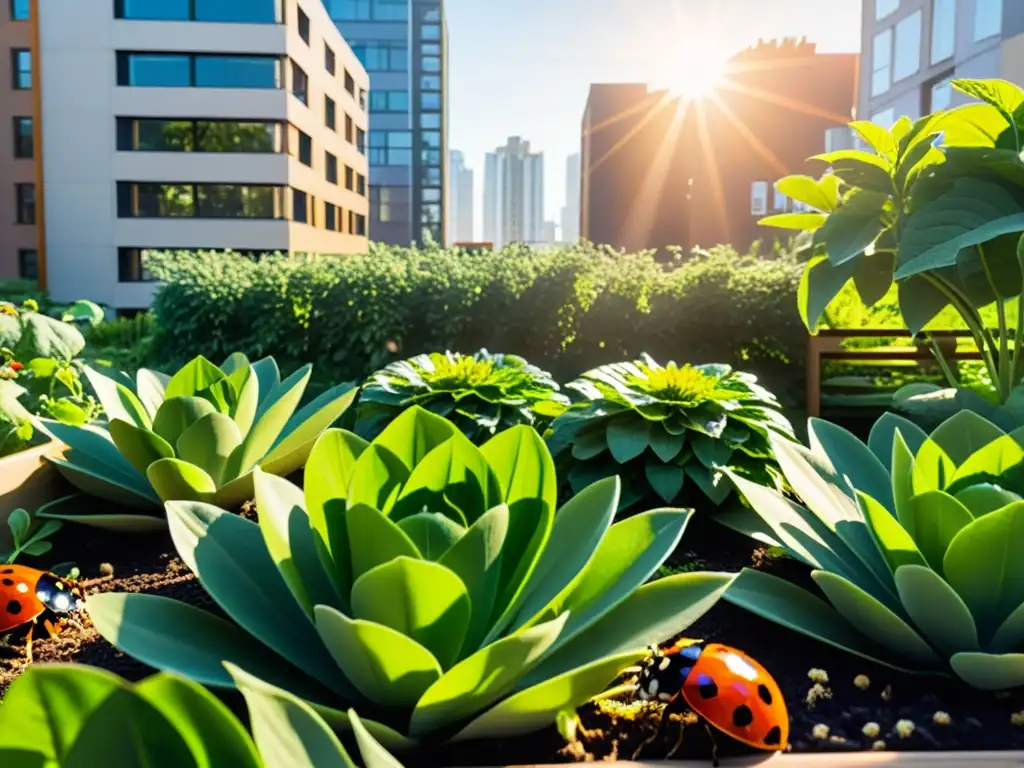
xmin=146 ymin=243 xmax=807 ymax=403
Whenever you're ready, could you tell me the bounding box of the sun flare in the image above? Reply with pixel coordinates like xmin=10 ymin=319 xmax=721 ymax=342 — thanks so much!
xmin=663 ymin=44 xmax=730 ymax=100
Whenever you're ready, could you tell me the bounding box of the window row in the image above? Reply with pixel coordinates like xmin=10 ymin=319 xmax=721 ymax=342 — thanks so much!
xmin=118 ymin=247 xmax=278 ymax=283
xmin=117 ymin=52 xmax=282 ymax=89
xmin=328 ymin=0 xmax=407 ymax=21
xmin=10 ymin=0 xmax=29 ymax=21
xmin=117 ymin=118 xmax=286 ymax=152
xmin=871 ymin=0 xmax=1003 ymax=99
xmin=11 ymin=48 xmax=30 ymax=90
xmin=114 ymin=0 xmax=281 ymax=23
xmin=750 ymin=181 xmax=815 ymax=217
xmin=351 ymin=41 xmax=407 ymax=72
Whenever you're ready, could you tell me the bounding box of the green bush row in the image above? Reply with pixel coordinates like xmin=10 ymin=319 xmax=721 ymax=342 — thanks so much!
xmin=146 ymin=243 xmax=808 ymax=403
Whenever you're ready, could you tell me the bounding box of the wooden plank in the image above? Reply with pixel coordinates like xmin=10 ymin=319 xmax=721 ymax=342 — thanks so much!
xmin=502 ymin=753 xmax=1024 ymax=767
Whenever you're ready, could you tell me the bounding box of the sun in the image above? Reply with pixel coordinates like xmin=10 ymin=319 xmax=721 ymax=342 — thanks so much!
xmin=663 ymin=44 xmax=731 ymax=101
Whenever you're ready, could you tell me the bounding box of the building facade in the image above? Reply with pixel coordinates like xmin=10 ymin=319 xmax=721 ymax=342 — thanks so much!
xmin=9 ymin=0 xmax=369 ymax=311
xmin=1 ymin=1 xmax=37 ymax=281
xmin=329 ymin=0 xmax=447 ymax=246
xmin=560 ymin=152 xmax=580 ymax=244
xmin=860 ymin=0 xmax=1021 ymax=126
xmin=483 ymin=136 xmax=544 ymax=248
xmin=447 ymin=148 xmax=473 ymax=243
xmin=580 ymin=41 xmax=857 ymax=255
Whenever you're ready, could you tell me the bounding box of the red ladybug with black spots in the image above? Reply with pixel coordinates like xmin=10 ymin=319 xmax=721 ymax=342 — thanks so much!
xmin=634 ymin=639 xmax=789 ymax=765
xmin=0 ymin=565 xmax=85 ymax=661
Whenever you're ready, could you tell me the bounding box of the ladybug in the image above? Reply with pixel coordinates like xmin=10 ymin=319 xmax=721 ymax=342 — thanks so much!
xmin=0 ymin=565 xmax=85 ymax=661
xmin=633 ymin=639 xmax=788 ymax=764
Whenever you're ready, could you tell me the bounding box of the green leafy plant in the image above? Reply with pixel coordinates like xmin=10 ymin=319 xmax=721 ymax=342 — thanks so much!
xmin=40 ymin=353 xmax=356 ymax=530
xmin=766 ymin=78 xmax=1024 ymax=423
xmin=721 ymin=409 xmax=1024 ymax=689
xmin=0 ymin=664 xmax=403 ymax=768
xmin=547 ymin=355 xmax=795 ymax=511
xmin=1 ymin=505 xmax=63 ymax=563
xmin=355 ymin=349 xmax=570 ymax=442
xmin=87 ymin=406 xmax=733 ymax=748
xmin=0 ymin=380 xmax=34 ymax=459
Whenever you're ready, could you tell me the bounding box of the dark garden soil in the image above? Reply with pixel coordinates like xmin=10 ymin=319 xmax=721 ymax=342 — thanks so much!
xmin=4 ymin=506 xmax=1024 ymax=764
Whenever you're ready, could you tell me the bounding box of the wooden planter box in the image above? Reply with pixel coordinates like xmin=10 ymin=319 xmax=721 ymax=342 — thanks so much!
xmin=0 ymin=439 xmax=69 ymax=553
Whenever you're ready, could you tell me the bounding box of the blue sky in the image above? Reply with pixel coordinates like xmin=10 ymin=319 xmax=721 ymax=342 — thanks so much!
xmin=444 ymin=0 xmax=864 ymax=237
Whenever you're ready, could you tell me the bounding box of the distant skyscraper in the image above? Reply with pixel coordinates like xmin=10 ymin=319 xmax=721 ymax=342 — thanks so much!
xmin=560 ymin=153 xmax=580 ymax=243
xmin=330 ymin=0 xmax=448 ymax=246
xmin=542 ymin=220 xmax=558 ymax=244
xmin=483 ymin=136 xmax=544 ymax=248
xmin=448 ymin=150 xmax=474 ymax=243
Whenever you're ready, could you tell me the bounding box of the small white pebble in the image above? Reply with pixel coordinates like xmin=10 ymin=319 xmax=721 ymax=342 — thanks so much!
xmin=657 ymin=692 xmax=673 ymax=702
xmin=853 ymin=674 xmax=870 ymax=690
xmin=872 ymin=740 xmax=886 ymax=751
xmin=658 ymin=656 xmax=671 ymax=671
xmin=638 ymin=689 xmax=650 ymax=702
xmin=933 ymin=711 xmax=951 ymax=726
xmin=862 ymin=722 xmax=880 ymax=738
xmin=807 ymin=668 xmax=829 ymax=684
xmin=811 ymin=724 xmax=830 ymax=740
xmin=648 ymin=678 xmax=659 ymax=696
xmin=895 ymin=719 xmax=915 ymax=738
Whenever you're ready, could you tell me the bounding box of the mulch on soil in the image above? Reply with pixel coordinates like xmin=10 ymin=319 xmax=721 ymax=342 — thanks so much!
xmin=4 ymin=510 xmax=1024 ymax=765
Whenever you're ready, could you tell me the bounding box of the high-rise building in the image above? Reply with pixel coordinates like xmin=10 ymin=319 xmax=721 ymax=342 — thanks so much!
xmin=860 ymin=0 xmax=1023 ymax=126
xmin=329 ymin=0 xmax=448 ymax=246
xmin=7 ymin=0 xmax=369 ymax=312
xmin=483 ymin=136 xmax=544 ymax=248
xmin=580 ymin=40 xmax=856 ymax=256
xmin=448 ymin=149 xmax=473 ymax=243
xmin=560 ymin=153 xmax=580 ymax=244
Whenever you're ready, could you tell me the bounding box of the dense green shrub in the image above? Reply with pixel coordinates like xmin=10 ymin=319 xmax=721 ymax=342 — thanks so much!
xmin=147 ymin=244 xmax=807 ymax=404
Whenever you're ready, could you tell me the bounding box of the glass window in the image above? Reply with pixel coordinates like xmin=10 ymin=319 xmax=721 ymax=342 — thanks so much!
xmin=871 ymin=107 xmax=896 ymax=128
xmin=326 ymin=152 xmax=338 ymax=183
xmin=421 ymin=75 xmax=441 ymax=90
xmin=15 ymin=183 xmax=34 ymax=224
xmin=116 ymin=53 xmax=189 ymax=86
xmin=357 ymin=174 xmax=365 ymax=195
xmin=422 ymin=92 xmax=440 ymax=109
xmin=423 ymin=167 xmax=440 ymax=185
xmin=293 ymin=188 xmax=308 ymax=223
xmin=374 ymin=0 xmax=405 ymax=19
xmin=929 ymin=77 xmax=953 ymax=111
xmin=422 ymin=188 xmax=441 ymax=203
xmin=345 ymin=70 xmax=355 ymax=95
xmin=893 ymin=10 xmax=922 ymax=82
xmin=876 ymin=0 xmax=899 ymax=19
xmin=871 ymin=29 xmax=892 ymax=97
xmin=11 ymin=49 xmax=31 ymax=89
xmin=421 ymin=24 xmax=440 ymax=40
xmin=345 ymin=166 xmax=354 ymax=190
xmin=118 ymin=248 xmax=156 ymax=283
xmin=421 ymin=148 xmax=440 ymax=165
xmin=345 ymin=114 xmax=354 ymax=142
xmin=297 ymin=131 xmax=312 ymax=165
xmin=198 ymin=184 xmax=280 ymax=217
xmin=421 ymin=130 xmax=440 ymax=149
xmin=421 ymin=56 xmax=440 ymax=73
xmin=421 ymin=203 xmax=441 ymax=223
xmin=118 ymin=118 xmax=194 ymax=151
xmin=357 ymin=127 xmax=365 ymax=154
xmin=116 ymin=119 xmax=281 ymax=152
xmin=975 ymin=0 xmax=1002 ymax=41
xmin=196 ymin=55 xmax=281 ymax=88
xmin=325 ymin=203 xmax=337 ymax=231
xmin=18 ymin=250 xmax=37 ymax=281
xmin=421 ymin=43 xmax=440 ymax=56
xmin=292 ymin=60 xmax=308 ymax=103
xmin=326 ymin=96 xmax=337 ymax=129
xmin=420 ymin=113 xmax=440 ymax=129
xmin=369 ymin=90 xmax=409 ymax=112
xmin=118 ymin=182 xmax=194 ymax=217
xmin=13 ymin=117 xmax=32 ymax=158
xmin=351 ymin=42 xmax=408 ymax=72
xmin=931 ymin=0 xmax=957 ymax=64
xmin=10 ymin=0 xmax=30 ymax=20
xmin=115 ymin=0 xmax=189 ymax=19
xmin=298 ymin=7 xmax=310 ymax=43
xmin=772 ymin=187 xmax=788 ymax=212
xmin=329 ymin=0 xmax=370 ymax=20
xmin=422 ymin=7 xmax=439 ymax=22
xmin=194 ymin=0 xmax=279 ymax=22
xmin=325 ymin=44 xmax=336 ymax=75
xmin=750 ymin=181 xmax=768 ymax=215
xmin=354 ymin=212 xmax=366 ymax=236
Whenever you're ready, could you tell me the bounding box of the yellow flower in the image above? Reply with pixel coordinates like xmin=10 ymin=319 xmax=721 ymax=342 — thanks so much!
xmin=633 ymin=363 xmax=718 ymax=402
xmin=0 ymin=303 xmax=17 ymax=317
xmin=807 ymin=668 xmax=829 ymax=684
xmin=932 ymin=711 xmax=951 ymax=726
xmin=861 ymin=722 xmax=880 ymax=738
xmin=895 ymin=719 xmax=915 ymax=738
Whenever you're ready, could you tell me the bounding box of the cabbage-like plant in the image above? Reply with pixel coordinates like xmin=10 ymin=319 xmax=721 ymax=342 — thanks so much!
xmin=40 ymin=353 xmax=355 ymax=530
xmin=88 ymin=406 xmax=733 ymax=748
xmin=720 ymin=409 xmax=1024 ymax=689
xmin=355 ymin=350 xmax=569 ymax=443
xmin=548 ymin=355 xmax=795 ymax=511
xmin=0 ymin=663 xmax=400 ymax=768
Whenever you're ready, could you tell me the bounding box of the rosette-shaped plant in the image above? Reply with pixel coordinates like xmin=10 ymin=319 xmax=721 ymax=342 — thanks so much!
xmin=41 ymin=354 xmax=355 ymax=529
xmin=720 ymin=410 xmax=1024 ymax=689
xmin=355 ymin=350 xmax=569 ymax=443
xmin=548 ymin=355 xmax=795 ymax=511
xmin=87 ymin=407 xmax=733 ymax=748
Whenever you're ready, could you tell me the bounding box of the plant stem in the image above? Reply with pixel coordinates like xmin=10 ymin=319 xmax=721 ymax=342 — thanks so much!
xmin=978 ymin=244 xmax=1012 ymax=400
xmin=924 ymin=273 xmax=1001 ymax=394
xmin=1014 ymin=295 xmax=1024 ymax=389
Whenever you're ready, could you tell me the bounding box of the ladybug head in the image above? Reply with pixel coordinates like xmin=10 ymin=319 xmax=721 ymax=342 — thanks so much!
xmin=34 ymin=573 xmax=84 ymax=616
xmin=635 ymin=642 xmax=703 ymax=703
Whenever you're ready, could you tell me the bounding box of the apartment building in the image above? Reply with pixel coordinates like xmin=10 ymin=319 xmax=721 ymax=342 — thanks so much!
xmin=861 ymin=0 xmax=1021 ymax=125
xmin=580 ymin=40 xmax=857 ymax=255
xmin=330 ymin=0 xmax=448 ymax=246
xmin=1 ymin=0 xmax=37 ymax=281
xmin=483 ymin=136 xmax=544 ymax=249
xmin=447 ymin=148 xmax=473 ymax=244
xmin=7 ymin=0 xmax=368 ymax=311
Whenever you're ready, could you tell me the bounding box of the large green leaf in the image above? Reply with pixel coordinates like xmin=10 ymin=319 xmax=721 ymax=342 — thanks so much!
xmin=147 ymin=458 xmax=217 ymax=503
xmin=165 ymin=501 xmax=357 ymax=697
xmin=347 ymin=710 xmax=404 ymax=768
xmin=809 ymin=418 xmax=893 ymax=510
xmin=109 ymin=419 xmax=174 ymax=477
xmin=408 ymin=614 xmax=568 ymax=738
xmin=372 ymin=405 xmax=459 ymax=472
xmin=304 ymin=429 xmax=368 ymax=600
xmin=152 ymin=397 xmax=218 ymax=447
xmin=522 ymin=572 xmax=733 ymax=687
xmin=858 ymin=491 xmax=927 ymax=573
xmin=893 ymin=564 xmax=979 ymax=658
xmin=347 ymin=445 xmax=410 ymax=513
xmin=955 ymin=484 xmax=1022 ymax=517
xmin=46 ymin=456 xmax=160 ymax=510
xmin=952 ymin=434 xmax=1024 ymax=484
xmin=898 ymin=274 xmax=953 ymax=336
xmin=812 ymin=149 xmax=893 ymax=192
xmin=254 ymin=468 xmax=343 ymax=616
xmin=137 ymin=368 xmax=171 ymax=419
xmin=759 ymin=212 xmax=827 ymax=230
xmin=350 ymin=557 xmax=470 ymax=670
xmin=812 ymin=571 xmax=942 ymax=667
xmin=606 ymin=413 xmax=650 ymax=463
xmin=314 ymin=606 xmax=442 ymax=708
xmin=346 ymin=503 xmax=422 ymax=582
xmin=648 ymin=427 xmax=686 ymax=463
xmin=776 ymin=173 xmax=841 ymax=212
xmin=229 ymin=663 xmax=358 ymax=768
xmin=134 ymin=673 xmax=262 ymax=768
xmin=645 ymin=461 xmax=685 ymax=503
xmin=177 ymin=412 xmax=243 ymax=486
xmin=85 ymin=367 xmax=151 ymax=429
xmin=867 ymin=412 xmax=929 ymax=466
xmin=18 ymin=312 xmax=85 ymax=361
xmin=164 ymin=357 xmax=228 ymax=401
xmin=950 ymin=652 xmax=1024 ymax=690
xmin=814 ymin=189 xmax=889 ymax=266
xmin=261 ymin=384 xmax=358 ymax=477
xmin=397 ymin=513 xmax=465 ymax=560
xmin=905 ymin=491 xmax=974 ymax=572
xmin=944 ymin=501 xmax=1024 ymax=634
xmin=452 ymin=651 xmax=644 ymax=742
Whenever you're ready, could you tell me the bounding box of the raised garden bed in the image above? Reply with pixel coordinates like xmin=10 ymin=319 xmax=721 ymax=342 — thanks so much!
xmin=0 ymin=439 xmax=69 ymax=551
